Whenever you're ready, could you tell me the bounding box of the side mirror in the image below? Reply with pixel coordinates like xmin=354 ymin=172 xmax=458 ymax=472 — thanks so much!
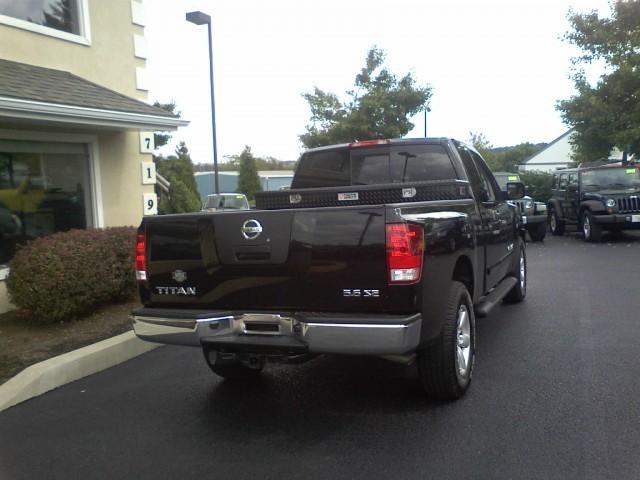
xmin=506 ymin=181 xmax=525 ymax=200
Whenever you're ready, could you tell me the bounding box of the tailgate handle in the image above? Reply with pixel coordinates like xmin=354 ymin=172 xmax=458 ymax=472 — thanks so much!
xmin=234 ymin=245 xmax=271 ymax=261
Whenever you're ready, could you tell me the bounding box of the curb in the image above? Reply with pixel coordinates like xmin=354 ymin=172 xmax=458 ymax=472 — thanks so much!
xmin=0 ymin=331 xmax=161 ymax=412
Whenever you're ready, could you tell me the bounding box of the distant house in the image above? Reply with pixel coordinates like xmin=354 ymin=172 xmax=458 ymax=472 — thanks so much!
xmin=519 ymin=129 xmax=576 ymax=173
xmin=195 ymin=171 xmax=295 ymax=204
xmin=519 ymin=128 xmax=627 ymax=173
xmin=0 ymin=0 xmax=187 ymax=311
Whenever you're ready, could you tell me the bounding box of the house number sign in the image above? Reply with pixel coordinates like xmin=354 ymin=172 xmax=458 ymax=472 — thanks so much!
xmin=143 ymin=193 xmax=158 ymax=216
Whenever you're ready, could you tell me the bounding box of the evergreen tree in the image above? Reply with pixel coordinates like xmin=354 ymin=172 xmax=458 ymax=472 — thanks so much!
xmin=237 ymin=146 xmax=262 ymax=201
xmin=300 ymin=47 xmax=432 ymax=148
xmin=154 ymin=141 xmax=201 ymax=214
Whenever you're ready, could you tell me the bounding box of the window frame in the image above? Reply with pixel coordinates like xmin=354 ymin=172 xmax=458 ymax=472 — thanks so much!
xmin=0 ymin=129 xmax=103 ymax=275
xmin=469 ymin=150 xmax=498 ymax=202
xmin=0 ymin=0 xmax=91 ymax=46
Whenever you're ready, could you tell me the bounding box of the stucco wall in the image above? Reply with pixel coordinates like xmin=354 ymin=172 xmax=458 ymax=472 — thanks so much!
xmin=0 ymin=0 xmax=146 ymax=100
xmin=97 ymin=131 xmax=153 ymax=227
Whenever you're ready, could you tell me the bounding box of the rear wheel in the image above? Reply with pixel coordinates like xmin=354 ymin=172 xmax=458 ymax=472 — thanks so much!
xmin=528 ymin=222 xmax=546 ymax=242
xmin=548 ymin=207 xmax=565 ymax=236
xmin=582 ymin=210 xmax=602 ymax=242
xmin=417 ymin=281 xmax=475 ymax=401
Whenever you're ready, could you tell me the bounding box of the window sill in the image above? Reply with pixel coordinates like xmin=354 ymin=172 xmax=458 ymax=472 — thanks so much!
xmin=0 ymin=14 xmax=91 ymax=46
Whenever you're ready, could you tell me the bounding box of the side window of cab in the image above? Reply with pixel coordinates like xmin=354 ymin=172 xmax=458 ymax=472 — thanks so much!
xmin=558 ymin=174 xmax=568 ymax=190
xmin=469 ymin=151 xmax=498 ymax=202
xmin=568 ymin=173 xmax=578 ymax=189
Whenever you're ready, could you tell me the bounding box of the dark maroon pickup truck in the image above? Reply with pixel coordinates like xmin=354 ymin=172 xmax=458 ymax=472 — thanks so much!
xmin=131 ymin=138 xmax=528 ymax=400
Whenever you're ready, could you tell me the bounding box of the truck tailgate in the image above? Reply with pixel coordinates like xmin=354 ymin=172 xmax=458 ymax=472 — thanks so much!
xmin=143 ymin=206 xmax=414 ymax=313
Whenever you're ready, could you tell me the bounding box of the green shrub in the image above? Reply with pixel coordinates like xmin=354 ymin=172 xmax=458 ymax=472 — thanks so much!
xmin=7 ymin=227 xmax=137 ymax=323
xmin=520 ymin=171 xmax=554 ymax=203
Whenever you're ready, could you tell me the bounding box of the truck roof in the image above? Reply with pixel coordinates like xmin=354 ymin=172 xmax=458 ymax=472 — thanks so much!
xmin=303 ymin=137 xmax=455 ymax=154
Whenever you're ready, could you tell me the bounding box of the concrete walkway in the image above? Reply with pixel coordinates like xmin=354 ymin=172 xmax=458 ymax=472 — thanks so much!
xmin=0 ymin=331 xmax=160 ymax=412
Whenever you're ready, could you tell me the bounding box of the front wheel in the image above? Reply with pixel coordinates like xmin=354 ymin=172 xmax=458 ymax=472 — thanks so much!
xmin=581 ymin=210 xmax=602 ymax=242
xmin=504 ymin=244 xmax=526 ymax=303
xmin=528 ymin=222 xmax=546 ymax=242
xmin=417 ymin=281 xmax=475 ymax=401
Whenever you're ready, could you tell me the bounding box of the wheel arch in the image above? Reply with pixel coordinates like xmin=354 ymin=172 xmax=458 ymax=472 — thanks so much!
xmin=452 ymin=254 xmax=474 ymax=301
xmin=547 ymin=198 xmax=563 ymax=218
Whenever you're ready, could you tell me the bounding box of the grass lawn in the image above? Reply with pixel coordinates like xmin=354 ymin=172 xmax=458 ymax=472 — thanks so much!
xmin=0 ymin=300 xmax=140 ymax=384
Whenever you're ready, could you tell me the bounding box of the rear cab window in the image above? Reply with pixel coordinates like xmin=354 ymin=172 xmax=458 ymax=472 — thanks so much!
xmin=292 ymin=143 xmax=457 ymax=189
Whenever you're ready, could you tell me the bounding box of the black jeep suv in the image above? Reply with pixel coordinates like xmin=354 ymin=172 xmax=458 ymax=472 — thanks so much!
xmin=547 ymin=163 xmax=640 ymax=241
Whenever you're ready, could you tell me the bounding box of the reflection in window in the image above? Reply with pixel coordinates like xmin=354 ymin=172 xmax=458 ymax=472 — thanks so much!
xmin=351 ymin=154 xmax=389 ymax=184
xmin=0 ymin=141 xmax=92 ymax=264
xmin=0 ymin=0 xmax=80 ymax=35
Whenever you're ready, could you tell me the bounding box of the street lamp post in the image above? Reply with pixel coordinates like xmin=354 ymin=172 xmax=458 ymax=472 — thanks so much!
xmin=186 ymin=10 xmax=219 ymax=195
xmin=424 ymin=106 xmax=431 ymax=138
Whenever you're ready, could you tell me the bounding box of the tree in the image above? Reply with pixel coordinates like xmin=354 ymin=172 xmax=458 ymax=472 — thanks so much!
xmin=155 ymin=141 xmax=201 ymax=214
xmin=469 ymin=132 xmax=546 ymax=172
xmin=152 ymin=101 xmax=180 ymax=148
xmin=469 ymin=132 xmax=497 ymax=166
xmin=557 ymin=1 xmax=640 ymax=161
xmin=237 ymin=146 xmax=262 ymax=201
xmin=300 ymin=47 xmax=432 ymax=148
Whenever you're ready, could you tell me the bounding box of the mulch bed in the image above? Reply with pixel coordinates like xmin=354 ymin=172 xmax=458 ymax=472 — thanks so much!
xmin=0 ymin=300 xmax=140 ymax=384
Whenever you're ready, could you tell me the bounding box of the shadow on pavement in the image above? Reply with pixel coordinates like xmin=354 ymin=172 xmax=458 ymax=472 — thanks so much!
xmin=197 ymin=355 xmax=459 ymax=441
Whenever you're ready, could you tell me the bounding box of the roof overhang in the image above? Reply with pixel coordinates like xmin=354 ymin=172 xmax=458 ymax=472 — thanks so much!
xmin=0 ymin=96 xmax=189 ymax=131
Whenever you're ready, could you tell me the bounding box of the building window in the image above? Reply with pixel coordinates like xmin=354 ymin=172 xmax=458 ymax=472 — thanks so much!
xmin=0 ymin=0 xmax=90 ymax=44
xmin=0 ymin=140 xmax=93 ymax=265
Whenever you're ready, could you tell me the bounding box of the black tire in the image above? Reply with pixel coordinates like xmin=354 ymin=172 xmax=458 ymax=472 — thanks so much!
xmin=203 ymin=350 xmax=263 ymax=380
xmin=504 ymin=244 xmax=526 ymax=303
xmin=581 ymin=210 xmax=602 ymax=242
xmin=417 ymin=281 xmax=475 ymax=401
xmin=548 ymin=207 xmax=565 ymax=236
xmin=528 ymin=222 xmax=546 ymax=242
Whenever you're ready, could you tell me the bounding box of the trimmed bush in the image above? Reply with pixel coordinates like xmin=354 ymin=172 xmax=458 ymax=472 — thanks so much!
xmin=7 ymin=227 xmax=137 ymax=323
xmin=520 ymin=171 xmax=554 ymax=203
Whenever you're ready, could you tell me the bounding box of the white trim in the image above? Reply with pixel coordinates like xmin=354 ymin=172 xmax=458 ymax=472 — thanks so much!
xmin=0 ymin=96 xmax=188 ymax=131
xmin=0 ymin=0 xmax=91 ymax=46
xmin=0 ymin=129 xmax=105 ymax=229
xmin=88 ymin=138 xmax=105 ymax=228
xmin=131 ymin=0 xmax=146 ymax=27
xmin=135 ymin=67 xmax=149 ymax=91
xmin=133 ymin=34 xmax=147 ymax=59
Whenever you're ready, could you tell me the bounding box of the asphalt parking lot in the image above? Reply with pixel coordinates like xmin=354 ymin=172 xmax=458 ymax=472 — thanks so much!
xmin=1 ymin=231 xmax=640 ymax=480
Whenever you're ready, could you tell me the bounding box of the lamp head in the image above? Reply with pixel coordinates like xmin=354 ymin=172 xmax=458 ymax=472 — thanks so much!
xmin=186 ymin=11 xmax=211 ymax=25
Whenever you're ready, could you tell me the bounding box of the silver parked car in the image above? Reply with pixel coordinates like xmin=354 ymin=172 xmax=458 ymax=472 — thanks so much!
xmin=202 ymin=193 xmax=250 ymax=212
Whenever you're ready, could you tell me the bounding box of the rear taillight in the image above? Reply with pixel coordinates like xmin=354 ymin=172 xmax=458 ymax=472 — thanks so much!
xmin=135 ymin=232 xmax=147 ymax=281
xmin=386 ymin=223 xmax=424 ymax=284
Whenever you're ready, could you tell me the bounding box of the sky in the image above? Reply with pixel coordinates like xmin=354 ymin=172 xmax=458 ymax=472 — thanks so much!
xmin=145 ymin=0 xmax=612 ymax=164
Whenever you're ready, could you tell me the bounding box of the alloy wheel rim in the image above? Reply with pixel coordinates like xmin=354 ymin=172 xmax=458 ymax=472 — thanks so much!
xmin=550 ymin=213 xmax=556 ymax=231
xmin=455 ymin=305 xmax=471 ymax=378
xmin=583 ymin=216 xmax=591 ymax=238
xmin=520 ymin=250 xmax=526 ymax=292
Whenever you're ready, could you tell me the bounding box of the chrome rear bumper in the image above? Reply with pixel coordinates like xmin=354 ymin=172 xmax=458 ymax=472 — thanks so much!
xmin=131 ymin=310 xmax=421 ymax=356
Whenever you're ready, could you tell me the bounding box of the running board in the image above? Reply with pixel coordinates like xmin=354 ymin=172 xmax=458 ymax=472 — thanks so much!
xmin=474 ymin=276 xmax=518 ymax=318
